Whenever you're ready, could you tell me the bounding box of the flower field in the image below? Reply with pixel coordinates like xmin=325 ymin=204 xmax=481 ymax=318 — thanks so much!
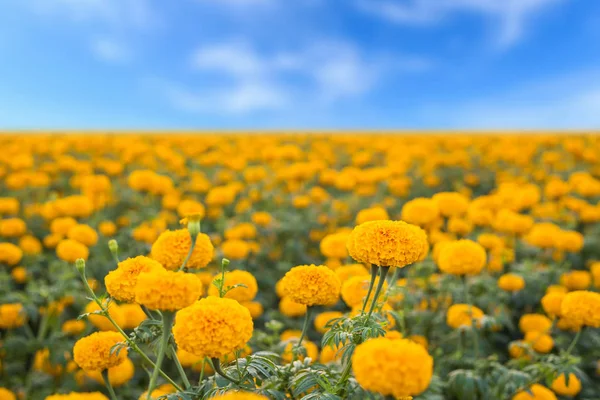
xmin=1 ymin=133 xmax=600 ymax=400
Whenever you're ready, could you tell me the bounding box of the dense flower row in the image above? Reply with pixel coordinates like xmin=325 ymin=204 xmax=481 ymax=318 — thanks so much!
xmin=0 ymin=134 xmax=599 ymax=399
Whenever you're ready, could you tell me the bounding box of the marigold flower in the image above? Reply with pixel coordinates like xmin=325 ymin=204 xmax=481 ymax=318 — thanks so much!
xmin=347 ymin=220 xmax=428 ymax=267
xmin=251 ymin=212 xmax=272 ymax=227
xmin=356 ymin=206 xmax=389 ymax=225
xmin=0 ymin=303 xmax=26 ymax=329
xmin=446 ymin=304 xmax=484 ymax=329
xmin=432 ymin=192 xmax=469 ymax=217
xmin=512 ymin=384 xmax=557 ymax=400
xmin=151 ymin=229 xmax=214 ymax=270
xmin=341 ymin=275 xmax=387 ymax=307
xmin=85 ymin=357 xmax=135 ymax=387
xmin=498 ymin=273 xmax=525 ymax=292
xmin=0 ymin=388 xmax=16 ymax=400
xmin=551 ymin=373 xmax=581 ymax=397
xmin=67 ymin=224 xmax=98 ymax=247
xmin=0 ymin=218 xmax=27 ymax=237
xmin=84 ymin=301 xmax=126 ymax=332
xmin=173 ymin=296 xmax=253 ymax=358
xmin=0 ymin=242 xmax=23 ymax=266
xmin=560 ymin=270 xmax=591 ymax=290
xmin=281 ymin=265 xmax=341 ymax=306
xmin=120 ymin=304 xmax=147 ymax=329
xmin=135 ymin=269 xmax=202 ymax=311
xmin=62 ymin=319 xmax=86 ymax=336
xmin=19 ymin=235 xmax=42 ymax=255
xmin=437 ymin=239 xmax=486 ymax=275
xmin=11 ymin=266 xmax=27 ymax=283
xmin=320 ymin=231 xmax=350 ymax=259
xmin=45 ymin=393 xmax=109 ymax=400
xmin=240 ymin=301 xmax=263 ymax=319
xmin=314 ymin=311 xmax=344 ymax=333
xmin=561 ymin=290 xmax=600 ymax=328
xmin=98 ymin=221 xmax=117 ymax=237
xmin=212 ymin=392 xmax=269 ymax=400
xmin=279 ymin=296 xmax=307 ymax=317
xmin=519 ymin=314 xmax=552 ymax=333
xmin=352 ymin=338 xmax=433 ymax=398
xmin=50 ymin=217 xmax=78 ymax=235
xmin=105 ymin=256 xmax=164 ymax=302
xmin=138 ymin=384 xmax=176 ymax=400
xmin=177 ymin=199 xmax=205 ymax=219
xmin=73 ymin=331 xmax=127 ymax=371
xmin=401 ymin=198 xmax=440 ymax=228
xmin=334 ymin=264 xmax=369 ymax=282
xmin=541 ymin=292 xmax=565 ymax=318
xmin=221 ymin=239 xmax=251 ymax=260
xmin=207 ymin=270 xmax=258 ymax=302
xmin=56 ymin=239 xmax=89 ymax=263
xmin=524 ymin=331 xmax=554 ymax=353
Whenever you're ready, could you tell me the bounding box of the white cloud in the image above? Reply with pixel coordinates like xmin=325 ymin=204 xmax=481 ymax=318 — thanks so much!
xmin=356 ymin=0 xmax=564 ymax=47
xmin=177 ymin=39 xmax=429 ymax=114
xmin=91 ymin=38 xmax=131 ymax=63
xmin=426 ymin=70 xmax=600 ymax=128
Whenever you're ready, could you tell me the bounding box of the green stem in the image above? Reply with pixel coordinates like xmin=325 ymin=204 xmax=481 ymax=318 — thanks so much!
xmin=211 ymin=357 xmax=242 ymax=385
xmin=380 ymin=266 xmax=401 ymax=305
xmin=463 ymin=276 xmax=480 ymax=359
xmin=37 ymin=312 xmax=50 ymax=340
xmin=365 ymin=266 xmax=390 ymax=324
xmin=293 ymin=308 xmax=312 ymax=361
xmin=178 ymin=233 xmax=197 ymax=272
xmin=169 ymin=346 xmax=191 ymax=389
xmin=361 ymin=264 xmax=379 ymax=313
xmin=565 ymin=328 xmax=583 ymax=355
xmin=336 ymin=360 xmax=353 ymax=396
xmin=102 ymin=369 xmax=118 ymax=400
xmin=198 ymin=359 xmax=207 ymax=385
xmin=147 ymin=312 xmax=175 ymax=400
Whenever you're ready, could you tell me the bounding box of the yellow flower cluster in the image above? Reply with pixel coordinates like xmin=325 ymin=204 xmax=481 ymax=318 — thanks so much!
xmin=104 ymin=256 xmax=163 ymax=302
xmin=151 ymin=229 xmax=214 ymax=270
xmin=73 ymin=332 xmax=127 ymax=371
xmin=135 ymin=269 xmax=202 ymax=311
xmin=281 ymin=265 xmax=341 ymax=306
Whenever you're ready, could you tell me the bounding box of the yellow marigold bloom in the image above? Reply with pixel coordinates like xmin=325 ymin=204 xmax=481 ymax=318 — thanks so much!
xmin=251 ymin=212 xmax=272 ymax=227
xmin=45 ymin=393 xmax=109 ymax=400
xmin=347 ymin=220 xmax=428 ymax=267
xmin=356 ymin=206 xmax=389 ymax=225
xmin=151 ymin=229 xmax=214 ymax=270
xmin=221 ymin=239 xmax=251 ymax=260
xmin=98 ymin=221 xmax=117 ymax=237
xmin=508 ymin=341 xmax=529 ymax=360
xmin=280 ymin=329 xmax=302 ymax=341
xmin=0 ymin=218 xmax=26 ymax=237
xmin=62 ymin=319 xmax=86 ymax=336
xmin=0 ymin=197 xmax=19 ymax=215
xmin=67 ymin=224 xmax=98 ymax=247
xmin=0 ymin=388 xmax=16 ymax=400
xmin=335 ymin=264 xmax=369 ymax=283
xmin=138 ymin=384 xmax=176 ymax=400
xmin=85 ymin=357 xmax=135 ymax=387
xmin=320 ymin=232 xmax=350 ymax=259
xmin=43 ymin=233 xmax=63 ymax=249
xmin=0 ymin=242 xmax=23 ymax=266
xmin=173 ymin=296 xmax=253 ymax=358
xmin=551 ymin=373 xmax=581 ymax=397
xmin=11 ymin=266 xmax=27 ymax=283
xmin=446 ymin=304 xmax=484 ymax=329
xmin=281 ymin=340 xmax=319 ymax=364
xmin=19 ymin=235 xmax=42 ymax=255
xmin=50 ymin=217 xmax=78 ymax=236
xmin=512 ymin=384 xmax=557 ymax=400
xmin=73 ymin=331 xmax=127 ymax=371
xmin=281 ymin=265 xmax=341 ymax=306
xmin=447 ymin=217 xmax=473 ymax=236
xmin=555 ymin=230 xmax=584 ymax=253
xmin=401 ymin=197 xmax=440 ymax=228
xmin=592 ymin=262 xmax=600 ymax=288
xmin=0 ymin=303 xmax=26 ymax=329
xmin=33 ymin=348 xmax=64 ymax=376
xmin=524 ymin=331 xmax=554 ymax=353
xmin=432 ymin=191 xmax=469 ymax=217
xmin=177 ymin=199 xmax=205 ymax=219
xmin=352 ymin=338 xmax=433 ymax=398
xmin=541 ymin=292 xmax=565 ymax=318
xmin=546 ymin=284 xmax=568 ymax=294
xmin=279 ymin=296 xmax=307 ymax=317
xmin=84 ymin=301 xmax=126 ymax=332
xmin=121 ymin=304 xmax=147 ymax=329
xmin=135 ymin=269 xmax=202 ymax=311
xmin=561 ymin=290 xmax=600 ymax=328
xmin=498 ymin=273 xmax=525 ymax=292
xmin=240 ymin=301 xmax=263 ymax=319
xmin=208 ymin=270 xmax=258 ymax=302
xmin=477 ymin=233 xmax=505 ymax=250
xmin=341 ymin=275 xmax=387 ymax=307
xmin=320 ymin=343 xmax=343 ymax=364
xmin=314 ymin=311 xmax=344 ymax=333
xmin=524 ymin=223 xmax=561 ymax=249
xmin=56 ymin=239 xmax=89 ymax=263
xmin=211 ymin=392 xmax=269 ymax=400
xmin=105 ymin=256 xmax=164 ymax=302
xmin=560 ymin=270 xmax=591 ymax=290
xmin=519 ymin=314 xmax=552 ymax=333
xmin=437 ymin=239 xmax=486 ymax=276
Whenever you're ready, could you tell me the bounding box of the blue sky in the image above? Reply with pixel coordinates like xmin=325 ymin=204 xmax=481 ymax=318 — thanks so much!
xmin=1 ymin=0 xmax=599 ymax=129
